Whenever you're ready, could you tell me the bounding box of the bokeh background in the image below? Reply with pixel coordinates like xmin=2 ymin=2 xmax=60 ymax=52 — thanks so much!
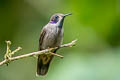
xmin=0 ymin=0 xmax=120 ymax=80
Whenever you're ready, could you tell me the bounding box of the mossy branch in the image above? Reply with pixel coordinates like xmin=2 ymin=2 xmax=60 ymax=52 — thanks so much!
xmin=0 ymin=40 xmax=77 ymax=66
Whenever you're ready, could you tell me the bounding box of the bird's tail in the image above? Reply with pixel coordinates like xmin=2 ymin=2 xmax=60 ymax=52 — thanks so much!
xmin=36 ymin=55 xmax=53 ymax=76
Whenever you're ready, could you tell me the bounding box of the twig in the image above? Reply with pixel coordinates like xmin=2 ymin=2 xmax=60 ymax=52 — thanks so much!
xmin=50 ymin=52 xmax=64 ymax=58
xmin=0 ymin=40 xmax=77 ymax=66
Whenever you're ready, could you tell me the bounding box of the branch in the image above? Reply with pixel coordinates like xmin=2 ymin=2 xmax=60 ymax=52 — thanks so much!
xmin=0 ymin=40 xmax=77 ymax=66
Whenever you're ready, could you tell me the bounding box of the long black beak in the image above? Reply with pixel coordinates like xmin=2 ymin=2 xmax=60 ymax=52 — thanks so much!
xmin=64 ymin=13 xmax=72 ymax=17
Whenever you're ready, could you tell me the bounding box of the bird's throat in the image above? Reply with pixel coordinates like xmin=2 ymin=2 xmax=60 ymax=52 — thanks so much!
xmin=50 ymin=18 xmax=65 ymax=29
xmin=50 ymin=20 xmax=57 ymax=24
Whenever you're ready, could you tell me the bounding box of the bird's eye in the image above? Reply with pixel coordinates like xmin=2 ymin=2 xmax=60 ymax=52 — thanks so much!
xmin=51 ymin=15 xmax=59 ymax=22
xmin=55 ymin=16 xmax=58 ymax=19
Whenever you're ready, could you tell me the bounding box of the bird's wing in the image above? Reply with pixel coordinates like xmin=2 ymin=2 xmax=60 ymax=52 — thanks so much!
xmin=38 ymin=28 xmax=46 ymax=50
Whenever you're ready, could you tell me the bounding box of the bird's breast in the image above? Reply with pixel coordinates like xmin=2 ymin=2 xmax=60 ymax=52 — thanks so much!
xmin=41 ymin=25 xmax=63 ymax=49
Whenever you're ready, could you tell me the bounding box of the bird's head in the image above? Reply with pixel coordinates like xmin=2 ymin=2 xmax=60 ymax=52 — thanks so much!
xmin=49 ymin=13 xmax=72 ymax=24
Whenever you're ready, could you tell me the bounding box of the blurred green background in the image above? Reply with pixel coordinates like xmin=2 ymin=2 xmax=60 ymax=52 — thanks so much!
xmin=0 ymin=0 xmax=120 ymax=80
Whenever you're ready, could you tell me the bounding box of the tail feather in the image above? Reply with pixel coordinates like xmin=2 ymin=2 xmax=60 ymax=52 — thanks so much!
xmin=36 ymin=55 xmax=53 ymax=76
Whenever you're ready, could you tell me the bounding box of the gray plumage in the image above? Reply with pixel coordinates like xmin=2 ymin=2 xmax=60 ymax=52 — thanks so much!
xmin=37 ymin=13 xmax=72 ymax=76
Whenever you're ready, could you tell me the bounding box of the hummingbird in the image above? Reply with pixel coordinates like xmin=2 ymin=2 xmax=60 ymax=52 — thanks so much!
xmin=37 ymin=13 xmax=72 ymax=76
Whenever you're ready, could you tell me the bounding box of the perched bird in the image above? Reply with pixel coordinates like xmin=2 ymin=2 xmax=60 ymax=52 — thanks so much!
xmin=37 ymin=13 xmax=72 ymax=76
